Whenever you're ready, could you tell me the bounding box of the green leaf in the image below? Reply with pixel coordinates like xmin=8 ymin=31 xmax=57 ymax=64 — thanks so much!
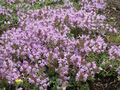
xmin=117 ymin=76 xmax=120 ymax=81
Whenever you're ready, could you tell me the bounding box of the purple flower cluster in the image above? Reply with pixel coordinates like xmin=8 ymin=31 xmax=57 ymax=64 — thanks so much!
xmin=0 ymin=0 xmax=120 ymax=89
xmin=83 ymin=36 xmax=107 ymax=53
xmin=117 ymin=66 xmax=120 ymax=75
xmin=1 ymin=0 xmax=61 ymax=4
xmin=80 ymin=0 xmax=106 ymax=11
xmin=108 ymin=45 xmax=120 ymax=61
xmin=0 ymin=6 xmax=12 ymax=18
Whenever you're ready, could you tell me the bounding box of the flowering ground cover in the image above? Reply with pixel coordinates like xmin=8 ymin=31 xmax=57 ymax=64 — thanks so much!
xmin=0 ymin=0 xmax=120 ymax=90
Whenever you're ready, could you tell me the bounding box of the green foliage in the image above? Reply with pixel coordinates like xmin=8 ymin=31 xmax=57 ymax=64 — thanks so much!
xmin=86 ymin=52 xmax=108 ymax=66
xmin=69 ymin=0 xmax=82 ymax=10
xmin=67 ymin=64 xmax=90 ymax=90
xmin=69 ymin=0 xmax=81 ymax=3
xmin=0 ymin=14 xmax=8 ymax=28
xmin=115 ymin=34 xmax=120 ymax=42
xmin=87 ymin=52 xmax=120 ymax=78
xmin=70 ymin=27 xmax=89 ymax=38
xmin=0 ymin=79 xmax=9 ymax=88
xmin=105 ymin=32 xmax=120 ymax=44
xmin=45 ymin=66 xmax=59 ymax=90
xmin=68 ymin=69 xmax=81 ymax=89
xmin=49 ymin=77 xmax=58 ymax=90
xmin=30 ymin=0 xmax=64 ymax=10
xmin=0 ymin=2 xmax=19 ymax=34
xmin=96 ymin=9 xmax=102 ymax=14
xmin=73 ymin=2 xmax=80 ymax=10
xmin=117 ymin=76 xmax=120 ymax=81
xmin=30 ymin=1 xmax=43 ymax=10
xmin=67 ymin=33 xmax=74 ymax=39
xmin=0 ymin=78 xmax=17 ymax=90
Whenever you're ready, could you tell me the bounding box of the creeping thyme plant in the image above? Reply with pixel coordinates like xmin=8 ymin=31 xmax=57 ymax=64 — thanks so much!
xmin=0 ymin=0 xmax=120 ymax=90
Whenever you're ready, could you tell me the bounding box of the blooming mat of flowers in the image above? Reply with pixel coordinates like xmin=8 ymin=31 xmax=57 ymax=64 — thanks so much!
xmin=0 ymin=0 xmax=120 ymax=90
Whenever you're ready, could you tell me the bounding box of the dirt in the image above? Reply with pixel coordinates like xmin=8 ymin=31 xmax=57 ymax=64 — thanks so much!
xmin=103 ymin=0 xmax=120 ymax=31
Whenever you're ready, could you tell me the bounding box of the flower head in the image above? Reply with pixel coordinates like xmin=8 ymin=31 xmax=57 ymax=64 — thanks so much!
xmin=15 ymin=79 xmax=23 ymax=83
